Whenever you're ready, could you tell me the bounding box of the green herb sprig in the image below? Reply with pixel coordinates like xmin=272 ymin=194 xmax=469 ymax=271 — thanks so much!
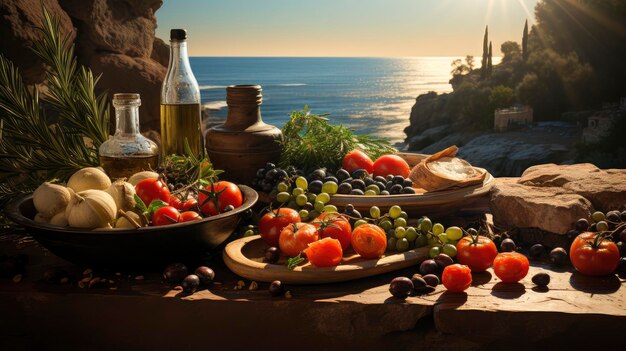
xmin=279 ymin=106 xmax=396 ymax=173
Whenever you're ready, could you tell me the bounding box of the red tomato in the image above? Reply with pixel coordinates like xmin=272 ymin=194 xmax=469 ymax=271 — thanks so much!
xmin=351 ymin=224 xmax=387 ymax=259
xmin=312 ymin=212 xmax=352 ymax=250
xmin=168 ymin=195 xmax=183 ymax=210
xmin=259 ymin=208 xmax=301 ymax=247
xmin=456 ymin=235 xmax=498 ymax=272
xmin=198 ymin=181 xmax=243 ymax=216
xmin=152 ymin=206 xmax=180 ymax=226
xmin=570 ymin=232 xmax=620 ymax=276
xmin=169 ymin=196 xmax=198 ymax=212
xmin=279 ymin=223 xmax=319 ymax=257
xmin=442 ymin=264 xmax=473 ymax=292
xmin=304 ymin=237 xmax=343 ymax=267
xmin=179 ymin=211 xmax=202 ymax=222
xmin=135 ymin=178 xmax=170 ymax=206
xmin=342 ymin=150 xmax=374 ymax=174
xmin=493 ymin=252 xmax=529 ymax=283
xmin=373 ymin=154 xmax=410 ymax=178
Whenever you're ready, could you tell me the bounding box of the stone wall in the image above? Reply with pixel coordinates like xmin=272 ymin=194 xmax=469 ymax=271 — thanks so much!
xmin=0 ymin=0 xmax=167 ymax=131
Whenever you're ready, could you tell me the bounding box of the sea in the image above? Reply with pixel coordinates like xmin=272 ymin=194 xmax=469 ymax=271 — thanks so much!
xmin=191 ymin=57 xmax=457 ymax=146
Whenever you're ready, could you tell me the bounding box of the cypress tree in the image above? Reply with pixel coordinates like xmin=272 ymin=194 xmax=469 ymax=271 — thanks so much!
xmin=487 ymin=41 xmax=493 ymax=74
xmin=481 ymin=26 xmax=488 ymax=77
xmin=522 ymin=19 xmax=529 ymax=62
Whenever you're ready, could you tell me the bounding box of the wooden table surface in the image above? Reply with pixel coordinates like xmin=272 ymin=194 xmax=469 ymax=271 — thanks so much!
xmin=1 ymin=234 xmax=625 ymax=351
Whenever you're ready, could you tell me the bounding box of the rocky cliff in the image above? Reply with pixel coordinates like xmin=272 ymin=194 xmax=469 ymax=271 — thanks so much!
xmin=0 ymin=0 xmax=166 ymax=131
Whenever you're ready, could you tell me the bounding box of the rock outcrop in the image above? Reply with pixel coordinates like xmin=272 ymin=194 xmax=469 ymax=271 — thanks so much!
xmin=403 ymin=92 xmax=451 ymax=146
xmin=0 ymin=0 xmax=167 ymax=131
xmin=490 ymin=163 xmax=626 ymax=240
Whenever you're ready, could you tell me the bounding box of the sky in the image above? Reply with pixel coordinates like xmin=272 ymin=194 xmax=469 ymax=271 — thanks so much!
xmin=156 ymin=0 xmax=539 ymax=57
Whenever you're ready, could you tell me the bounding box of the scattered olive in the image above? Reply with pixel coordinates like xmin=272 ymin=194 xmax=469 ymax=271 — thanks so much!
xmin=500 ymin=238 xmax=516 ymax=252
xmin=606 ymin=211 xmax=621 ymax=223
xmin=434 ymin=253 xmax=454 ymax=269
xmin=566 ymin=229 xmax=580 ymax=242
xmin=163 ymin=263 xmax=188 ymax=284
xmin=531 ymin=272 xmax=550 ymax=287
xmin=419 ymin=259 xmax=439 ymax=275
xmin=549 ymin=247 xmax=569 ymax=266
xmin=269 ymin=280 xmax=284 ymax=297
xmin=389 ymin=277 xmax=413 ymax=299
xmin=575 ymin=218 xmax=590 ymax=232
xmin=194 ymin=266 xmax=215 ymax=285
xmin=422 ymin=274 xmax=440 ymax=287
xmin=264 ymin=247 xmax=280 ymax=264
xmin=411 ymin=274 xmax=433 ymax=294
xmin=181 ymin=274 xmax=200 ymax=293
xmin=528 ymin=244 xmax=545 ymax=258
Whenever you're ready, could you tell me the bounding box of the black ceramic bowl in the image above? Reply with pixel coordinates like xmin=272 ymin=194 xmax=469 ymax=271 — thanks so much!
xmin=5 ymin=185 xmax=258 ymax=267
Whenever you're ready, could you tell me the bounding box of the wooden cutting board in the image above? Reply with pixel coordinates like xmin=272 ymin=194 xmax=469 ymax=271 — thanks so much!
xmin=223 ymin=236 xmax=430 ymax=284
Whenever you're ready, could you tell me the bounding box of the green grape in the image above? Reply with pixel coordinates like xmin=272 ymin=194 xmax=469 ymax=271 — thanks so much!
xmin=276 ymin=192 xmax=291 ymax=203
xmin=394 ymin=217 xmax=407 ymax=228
xmin=396 ymin=238 xmax=410 ymax=252
xmin=243 ymin=229 xmax=255 ymax=237
xmin=445 ymin=226 xmax=463 ymax=241
xmin=387 ymin=237 xmax=397 ymax=252
xmin=365 ymin=184 xmax=380 ymax=195
xmin=429 ymin=246 xmax=442 ymax=258
xmin=386 ymin=229 xmax=396 ymax=238
xmin=364 ymin=190 xmax=377 ymax=196
xmin=432 ymin=223 xmax=444 ymax=236
xmin=292 ymin=187 xmax=305 ymax=196
xmin=379 ymin=219 xmax=393 ymax=231
xmin=394 ymin=227 xmax=407 ymax=239
xmin=299 ymin=209 xmax=309 ymax=220
xmin=415 ymin=234 xmax=428 ymax=247
xmin=307 ymin=193 xmax=317 ymax=203
xmin=354 ymin=219 xmax=368 ymax=228
xmin=277 ymin=182 xmax=289 ymax=193
xmin=295 ymin=176 xmax=308 ymax=190
xmin=420 ymin=217 xmax=433 ymax=232
xmin=438 ymin=233 xmax=449 ymax=244
xmin=596 ymin=221 xmax=609 ymax=232
xmin=389 ymin=205 xmax=402 ymax=219
xmin=295 ymin=194 xmax=308 ymax=206
xmin=427 ymin=235 xmax=439 ymax=247
xmin=591 ymin=211 xmax=605 ymax=222
xmin=448 ymin=240 xmax=458 ymax=247
xmin=316 ymin=192 xmax=331 ymax=204
xmin=442 ymin=244 xmax=457 ymax=257
xmin=399 ymin=211 xmax=408 ymax=220
xmin=314 ymin=201 xmax=325 ymax=212
xmin=322 ymin=181 xmax=339 ymax=195
xmin=405 ymin=227 xmax=418 ymax=241
xmin=323 ymin=205 xmax=338 ymax=213
xmin=370 ymin=206 xmax=381 ymax=219
xmin=308 ymin=210 xmax=321 ymax=219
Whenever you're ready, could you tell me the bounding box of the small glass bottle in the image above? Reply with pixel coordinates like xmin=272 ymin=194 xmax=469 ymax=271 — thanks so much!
xmin=99 ymin=93 xmax=159 ymax=179
xmin=160 ymin=28 xmax=204 ymax=159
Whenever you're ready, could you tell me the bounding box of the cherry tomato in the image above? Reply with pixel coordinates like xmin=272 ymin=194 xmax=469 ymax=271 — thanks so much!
xmin=442 ymin=264 xmax=472 ymax=292
xmin=279 ymin=223 xmax=319 ymax=257
xmin=373 ymin=154 xmax=410 ymax=178
xmin=259 ymin=208 xmax=301 ymax=247
xmin=342 ymin=150 xmax=374 ymax=174
xmin=493 ymin=252 xmax=529 ymax=283
xmin=313 ymin=212 xmax=352 ymax=250
xmin=456 ymin=235 xmax=498 ymax=272
xmin=179 ymin=211 xmax=202 ymax=222
xmin=169 ymin=196 xmax=198 ymax=212
xmin=570 ymin=232 xmax=619 ymax=276
xmin=135 ymin=178 xmax=170 ymax=206
xmin=351 ymin=224 xmax=387 ymax=259
xmin=152 ymin=206 xmax=180 ymax=226
xmin=198 ymin=181 xmax=243 ymax=216
xmin=304 ymin=237 xmax=343 ymax=267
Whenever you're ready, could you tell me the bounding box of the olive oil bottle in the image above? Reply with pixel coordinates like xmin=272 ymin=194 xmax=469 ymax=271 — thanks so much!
xmin=160 ymin=29 xmax=204 ymax=158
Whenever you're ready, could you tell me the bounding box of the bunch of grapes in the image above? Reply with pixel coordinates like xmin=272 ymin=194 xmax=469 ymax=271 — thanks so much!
xmin=273 ymin=175 xmax=339 ymax=220
xmin=251 ymin=163 xmax=301 ymax=193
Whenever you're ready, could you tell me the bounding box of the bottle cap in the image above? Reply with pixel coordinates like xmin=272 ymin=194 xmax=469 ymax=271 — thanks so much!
xmin=170 ymin=29 xmax=187 ymax=40
xmin=113 ymin=93 xmax=141 ymax=105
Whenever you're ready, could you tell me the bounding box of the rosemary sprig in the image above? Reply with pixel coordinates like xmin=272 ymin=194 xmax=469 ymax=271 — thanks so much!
xmin=279 ymin=106 xmax=396 ymax=173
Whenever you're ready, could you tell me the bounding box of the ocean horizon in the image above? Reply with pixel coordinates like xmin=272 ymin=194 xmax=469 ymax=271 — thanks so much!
xmin=191 ymin=56 xmax=464 ymax=145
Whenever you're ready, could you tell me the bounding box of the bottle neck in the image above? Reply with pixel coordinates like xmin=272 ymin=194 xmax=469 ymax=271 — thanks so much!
xmin=162 ymin=40 xmax=200 ymax=104
xmin=225 ymin=85 xmax=263 ymax=130
xmin=168 ymin=40 xmax=191 ymax=72
xmin=114 ymin=104 xmax=141 ymax=136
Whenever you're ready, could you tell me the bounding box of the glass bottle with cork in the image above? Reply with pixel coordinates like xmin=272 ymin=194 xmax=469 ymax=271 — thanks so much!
xmin=160 ymin=28 xmax=204 ymax=159
xmin=99 ymin=93 xmax=159 ymax=178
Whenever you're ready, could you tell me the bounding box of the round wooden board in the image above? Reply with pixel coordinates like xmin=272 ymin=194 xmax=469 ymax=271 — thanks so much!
xmin=223 ymin=235 xmax=429 ymax=284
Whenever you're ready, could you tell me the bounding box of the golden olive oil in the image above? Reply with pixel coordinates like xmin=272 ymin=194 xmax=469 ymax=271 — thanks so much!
xmin=159 ymin=103 xmax=203 ymax=158
xmin=99 ymin=155 xmax=159 ymax=179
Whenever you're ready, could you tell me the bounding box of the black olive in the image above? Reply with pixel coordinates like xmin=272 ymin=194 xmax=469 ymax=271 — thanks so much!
xmin=575 ymin=218 xmax=589 ymax=232
xmin=403 ymin=179 xmax=413 ymax=187
xmin=529 ymin=244 xmax=545 ymax=258
xmin=411 ymin=274 xmax=433 ymax=294
xmin=350 ymin=189 xmax=364 ymax=196
xmin=336 ymin=169 xmax=350 ymax=182
xmin=422 ymin=274 xmax=440 ymax=287
xmin=163 ymin=263 xmax=188 ymax=284
xmin=310 ymin=169 xmax=326 ymax=181
xmin=351 ymin=168 xmax=368 ymax=179
xmin=350 ymin=179 xmax=366 ymax=190
xmin=265 ymin=168 xmax=278 ymax=181
xmin=308 ymin=180 xmax=323 ymax=194
xmin=434 ymin=254 xmax=454 ymax=269
xmin=618 ymin=257 xmax=626 ymax=273
xmin=194 ymin=266 xmax=215 ymax=285
xmin=181 ymin=274 xmax=200 ymax=293
xmin=374 ymin=181 xmax=386 ymax=191
xmin=374 ymin=176 xmax=386 ymax=183
xmin=531 ymin=272 xmax=550 ymax=287
xmin=324 ymin=176 xmax=339 ymax=184
xmin=390 ymin=184 xmax=403 ymax=194
xmin=419 ymin=259 xmax=439 ymax=275
xmin=363 ymin=177 xmax=374 ymax=186
xmin=617 ymin=242 xmax=626 ymax=257
xmin=549 ymin=247 xmax=569 ymax=266
xmin=269 ymin=280 xmax=284 ymax=297
xmin=500 ymin=238 xmax=516 ymax=252
xmin=402 ymin=187 xmax=416 ymax=194
xmin=337 ymin=183 xmax=352 ymax=194
xmin=389 ymin=277 xmax=413 ymax=299
xmin=264 ymin=247 xmax=280 ymax=264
